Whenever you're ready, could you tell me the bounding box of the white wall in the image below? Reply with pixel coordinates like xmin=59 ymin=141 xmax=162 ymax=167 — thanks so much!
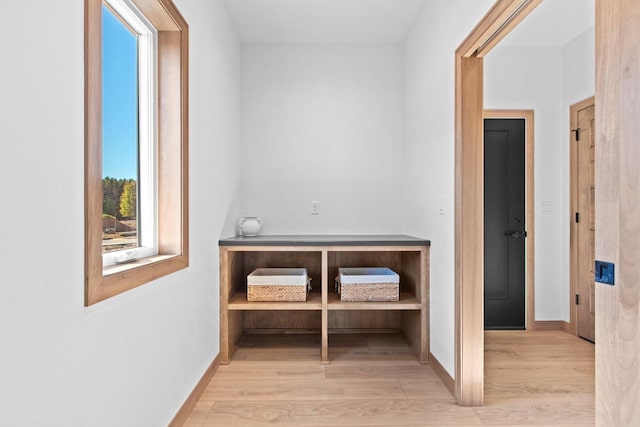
xmin=484 ymin=45 xmax=566 ymax=320
xmin=239 ymin=45 xmax=405 ymax=234
xmin=403 ymin=0 xmax=495 ymax=375
xmin=0 ymin=1 xmax=241 ymax=426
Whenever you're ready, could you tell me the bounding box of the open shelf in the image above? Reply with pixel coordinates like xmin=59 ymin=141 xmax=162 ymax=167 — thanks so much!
xmin=327 ymin=292 xmax=421 ymax=310
xmin=219 ymin=236 xmax=430 ymax=364
xmin=228 ymin=292 xmax=322 ymax=311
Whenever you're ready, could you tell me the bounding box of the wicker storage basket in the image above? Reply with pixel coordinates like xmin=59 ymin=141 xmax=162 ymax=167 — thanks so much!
xmin=336 ymin=267 xmax=399 ymax=302
xmin=247 ymin=268 xmax=311 ymax=302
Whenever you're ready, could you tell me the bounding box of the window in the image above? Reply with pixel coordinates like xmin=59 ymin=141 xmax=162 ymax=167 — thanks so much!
xmin=85 ymin=0 xmax=188 ymax=305
xmin=101 ymin=1 xmax=156 ymax=265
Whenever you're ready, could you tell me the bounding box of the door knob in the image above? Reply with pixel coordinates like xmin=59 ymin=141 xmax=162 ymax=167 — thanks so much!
xmin=504 ymin=231 xmax=527 ymax=238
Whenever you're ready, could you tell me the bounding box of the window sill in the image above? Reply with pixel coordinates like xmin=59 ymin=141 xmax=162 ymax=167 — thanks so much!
xmin=103 ymin=254 xmax=178 ymax=276
xmin=86 ymin=253 xmax=189 ymax=305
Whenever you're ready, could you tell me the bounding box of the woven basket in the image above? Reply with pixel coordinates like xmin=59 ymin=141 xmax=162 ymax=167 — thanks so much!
xmin=247 ymin=284 xmax=308 ymax=302
xmin=246 ymin=268 xmax=310 ymax=302
xmin=337 ymin=280 xmax=399 ymax=302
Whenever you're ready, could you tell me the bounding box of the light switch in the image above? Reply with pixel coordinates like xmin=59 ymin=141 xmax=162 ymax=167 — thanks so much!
xmin=540 ymin=201 xmax=553 ymax=216
xmin=311 ymin=200 xmax=320 ymax=215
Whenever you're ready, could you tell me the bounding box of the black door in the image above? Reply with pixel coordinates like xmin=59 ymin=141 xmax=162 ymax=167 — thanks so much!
xmin=484 ymin=118 xmax=526 ymax=330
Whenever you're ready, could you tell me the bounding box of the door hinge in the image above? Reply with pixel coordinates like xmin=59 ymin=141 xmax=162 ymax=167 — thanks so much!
xmin=575 ymin=212 xmax=580 ymax=223
xmin=572 ymin=128 xmax=581 ymax=141
xmin=576 ymin=294 xmax=580 ymax=305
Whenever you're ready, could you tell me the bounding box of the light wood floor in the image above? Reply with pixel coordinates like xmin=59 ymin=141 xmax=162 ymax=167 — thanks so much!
xmin=184 ymin=330 xmax=594 ymax=426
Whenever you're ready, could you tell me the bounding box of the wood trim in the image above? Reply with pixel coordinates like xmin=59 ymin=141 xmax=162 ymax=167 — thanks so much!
xmin=455 ymin=0 xmax=544 ymax=408
xmin=421 ymin=247 xmax=430 ymax=363
xmin=454 ymin=54 xmax=484 ymax=407
xmin=321 ymin=250 xmax=329 ymax=364
xmin=132 ymin=0 xmax=185 ymax=31
xmin=534 ymin=321 xmax=570 ymax=332
xmin=219 ymin=248 xmax=230 ymax=364
xmin=91 ymin=256 xmax=188 ymax=303
xmin=84 ymin=0 xmax=189 ymax=305
xmin=474 ymin=0 xmax=543 ymax=57
xmin=84 ymin=0 xmax=103 ymax=305
xmin=457 ymin=0 xmax=542 ymax=58
xmin=569 ymin=96 xmax=595 ymax=337
xmin=429 ymin=352 xmax=455 ymax=397
xmin=168 ymin=354 xmax=220 ymax=427
xmin=219 ymin=245 xmax=428 ymax=252
xmin=595 ymin=0 xmax=640 ymax=424
xmin=484 ymin=110 xmax=535 ymax=332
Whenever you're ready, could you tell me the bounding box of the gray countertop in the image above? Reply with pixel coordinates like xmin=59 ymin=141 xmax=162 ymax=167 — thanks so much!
xmin=219 ymin=235 xmax=430 ymax=247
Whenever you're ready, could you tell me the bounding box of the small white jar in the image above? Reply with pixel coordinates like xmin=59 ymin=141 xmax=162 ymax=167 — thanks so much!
xmin=239 ymin=216 xmax=262 ymax=237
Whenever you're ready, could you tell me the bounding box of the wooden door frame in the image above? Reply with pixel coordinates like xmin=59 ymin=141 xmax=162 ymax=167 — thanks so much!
xmin=454 ymin=0 xmax=544 ymax=406
xmin=569 ymin=96 xmax=595 ymax=337
xmin=484 ymin=110 xmax=536 ymax=333
xmin=457 ymin=0 xmax=635 ymax=414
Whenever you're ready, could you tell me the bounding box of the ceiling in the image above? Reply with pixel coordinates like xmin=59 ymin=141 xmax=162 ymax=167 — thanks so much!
xmin=222 ymin=0 xmax=427 ymax=44
xmin=222 ymin=0 xmax=594 ymax=47
xmin=500 ymin=0 xmax=595 ymax=47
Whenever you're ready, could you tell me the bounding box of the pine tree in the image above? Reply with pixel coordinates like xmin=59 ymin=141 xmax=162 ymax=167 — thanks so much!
xmin=119 ymin=180 xmax=137 ymax=219
xmin=103 ymin=177 xmax=125 ymax=218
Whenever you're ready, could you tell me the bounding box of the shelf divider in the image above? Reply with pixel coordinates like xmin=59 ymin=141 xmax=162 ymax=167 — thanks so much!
xmin=321 ymin=250 xmax=329 ymax=364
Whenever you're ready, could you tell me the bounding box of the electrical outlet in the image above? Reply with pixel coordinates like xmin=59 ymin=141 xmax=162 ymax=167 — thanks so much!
xmin=311 ymin=201 xmax=320 ymax=215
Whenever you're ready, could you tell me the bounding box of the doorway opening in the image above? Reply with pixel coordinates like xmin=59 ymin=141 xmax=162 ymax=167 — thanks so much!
xmin=454 ymin=0 xmax=595 ymax=406
xmin=483 ymin=111 xmax=535 ymax=331
xmin=569 ymin=96 xmax=596 ymax=342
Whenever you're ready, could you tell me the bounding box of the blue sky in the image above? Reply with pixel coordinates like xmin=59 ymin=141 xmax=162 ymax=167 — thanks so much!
xmin=102 ymin=5 xmax=138 ymax=180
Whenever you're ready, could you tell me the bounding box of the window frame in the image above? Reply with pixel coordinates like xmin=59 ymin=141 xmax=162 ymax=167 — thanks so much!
xmin=85 ymin=0 xmax=189 ymax=306
xmin=101 ymin=0 xmax=158 ymax=268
